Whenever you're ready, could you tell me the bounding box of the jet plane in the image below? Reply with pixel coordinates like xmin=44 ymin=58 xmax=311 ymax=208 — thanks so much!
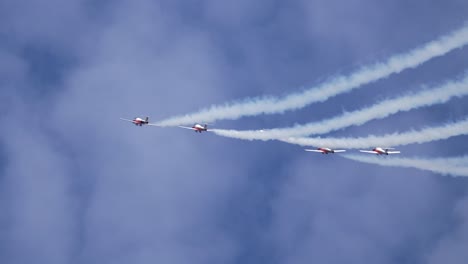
xmin=120 ymin=117 xmax=160 ymax=127
xmin=359 ymin=147 xmax=401 ymax=155
xmin=305 ymin=147 xmax=346 ymax=154
xmin=178 ymin=123 xmax=209 ymax=133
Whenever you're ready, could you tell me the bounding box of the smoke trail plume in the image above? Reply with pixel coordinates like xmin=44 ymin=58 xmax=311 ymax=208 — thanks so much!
xmin=343 ymin=154 xmax=468 ymax=177
xmin=280 ymin=118 xmax=468 ymax=148
xmin=157 ymin=24 xmax=468 ymax=126
xmin=212 ymin=75 xmax=468 ymax=140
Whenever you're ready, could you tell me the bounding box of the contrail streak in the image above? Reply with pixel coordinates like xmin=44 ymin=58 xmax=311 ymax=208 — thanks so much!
xmin=156 ymin=24 xmax=468 ymax=126
xmin=280 ymin=118 xmax=468 ymax=148
xmin=212 ymin=75 xmax=468 ymax=140
xmin=342 ymin=154 xmax=468 ymax=177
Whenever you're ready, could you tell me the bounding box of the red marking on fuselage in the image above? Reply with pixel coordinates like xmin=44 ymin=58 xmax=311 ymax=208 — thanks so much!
xmin=374 ymin=149 xmax=385 ymax=155
xmin=318 ymin=148 xmax=332 ymax=154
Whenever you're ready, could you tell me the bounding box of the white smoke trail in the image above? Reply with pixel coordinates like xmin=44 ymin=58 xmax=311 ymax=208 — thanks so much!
xmin=342 ymin=154 xmax=468 ymax=177
xmin=280 ymin=118 xmax=468 ymax=148
xmin=212 ymin=75 xmax=468 ymax=140
xmin=436 ymin=156 xmax=468 ymax=167
xmin=156 ymin=24 xmax=468 ymax=126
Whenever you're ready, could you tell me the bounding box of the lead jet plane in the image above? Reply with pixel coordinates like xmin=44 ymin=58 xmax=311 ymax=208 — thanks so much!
xmin=120 ymin=117 xmax=160 ymax=127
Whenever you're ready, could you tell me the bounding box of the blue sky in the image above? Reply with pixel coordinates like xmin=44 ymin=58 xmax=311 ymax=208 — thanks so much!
xmin=1 ymin=0 xmax=468 ymax=263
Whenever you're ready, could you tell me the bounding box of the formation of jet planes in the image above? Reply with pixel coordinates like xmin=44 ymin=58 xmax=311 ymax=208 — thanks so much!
xmin=119 ymin=117 xmax=160 ymax=127
xmin=305 ymin=148 xmax=346 ymax=154
xmin=359 ymin=147 xmax=401 ymax=155
xmin=178 ymin=123 xmax=209 ymax=133
xmin=120 ymin=118 xmax=402 ymax=155
xmin=305 ymin=147 xmax=401 ymax=155
xmin=120 ymin=117 xmax=209 ymax=133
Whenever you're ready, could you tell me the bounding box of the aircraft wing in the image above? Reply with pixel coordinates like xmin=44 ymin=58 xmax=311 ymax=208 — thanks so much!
xmin=359 ymin=150 xmax=377 ymax=154
xmin=387 ymin=151 xmax=401 ymax=154
xmin=305 ymin=149 xmax=323 ymax=153
xmin=333 ymin=150 xmax=346 ymax=153
xmin=120 ymin=118 xmax=134 ymax=123
xmin=178 ymin=126 xmax=195 ymax=130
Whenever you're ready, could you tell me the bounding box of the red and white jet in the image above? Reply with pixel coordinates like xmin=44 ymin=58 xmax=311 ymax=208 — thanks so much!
xmin=178 ymin=123 xmax=209 ymax=133
xmin=120 ymin=117 xmax=160 ymax=127
xmin=305 ymin=147 xmax=346 ymax=154
xmin=359 ymin=147 xmax=401 ymax=155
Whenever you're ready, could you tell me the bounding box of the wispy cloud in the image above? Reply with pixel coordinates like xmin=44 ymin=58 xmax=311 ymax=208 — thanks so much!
xmin=156 ymin=23 xmax=468 ymax=126
xmin=212 ymin=74 xmax=468 ymax=140
xmin=280 ymin=118 xmax=468 ymax=148
xmin=343 ymin=154 xmax=468 ymax=177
